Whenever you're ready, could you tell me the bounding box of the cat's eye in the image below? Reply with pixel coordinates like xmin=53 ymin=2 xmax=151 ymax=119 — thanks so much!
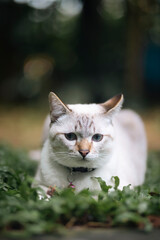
xmin=92 ymin=134 xmax=103 ymax=142
xmin=65 ymin=132 xmax=77 ymax=141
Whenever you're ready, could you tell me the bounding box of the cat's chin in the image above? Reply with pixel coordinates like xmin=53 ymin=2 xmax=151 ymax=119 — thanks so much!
xmin=54 ymin=156 xmax=107 ymax=169
xmin=56 ymin=160 xmax=92 ymax=169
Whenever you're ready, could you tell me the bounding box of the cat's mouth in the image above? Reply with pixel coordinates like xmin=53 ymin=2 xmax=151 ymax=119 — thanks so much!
xmin=56 ymin=156 xmax=95 ymax=169
xmin=54 ymin=150 xmax=99 ymax=169
xmin=57 ymin=160 xmax=96 ymax=173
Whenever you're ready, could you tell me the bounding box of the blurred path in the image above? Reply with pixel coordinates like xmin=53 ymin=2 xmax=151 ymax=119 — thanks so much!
xmin=1 ymin=228 xmax=160 ymax=240
xmin=0 ymin=105 xmax=47 ymax=150
xmin=0 ymin=106 xmax=159 ymax=151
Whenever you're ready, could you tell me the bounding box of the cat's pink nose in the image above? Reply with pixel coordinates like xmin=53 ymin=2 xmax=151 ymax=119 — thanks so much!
xmin=79 ymin=149 xmax=90 ymax=159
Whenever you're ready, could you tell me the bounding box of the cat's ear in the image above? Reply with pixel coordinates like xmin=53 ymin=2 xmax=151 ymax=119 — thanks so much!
xmin=49 ymin=92 xmax=71 ymax=122
xmin=101 ymin=94 xmax=124 ymax=117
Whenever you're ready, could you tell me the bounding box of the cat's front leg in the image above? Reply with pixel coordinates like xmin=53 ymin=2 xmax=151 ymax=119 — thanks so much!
xmin=37 ymin=185 xmax=53 ymax=199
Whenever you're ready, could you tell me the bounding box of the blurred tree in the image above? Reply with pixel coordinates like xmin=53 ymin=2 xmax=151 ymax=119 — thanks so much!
xmin=125 ymin=0 xmax=159 ymax=99
xmin=77 ymin=0 xmax=103 ymax=102
xmin=75 ymin=0 xmax=126 ymax=102
xmin=0 ymin=2 xmax=30 ymax=101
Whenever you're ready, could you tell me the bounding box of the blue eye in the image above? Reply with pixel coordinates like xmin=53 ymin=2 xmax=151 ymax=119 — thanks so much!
xmin=65 ymin=133 xmax=77 ymax=141
xmin=92 ymin=134 xmax=103 ymax=142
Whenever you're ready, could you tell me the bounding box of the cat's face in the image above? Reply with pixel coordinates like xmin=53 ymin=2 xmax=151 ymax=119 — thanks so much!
xmin=48 ymin=93 xmax=123 ymax=169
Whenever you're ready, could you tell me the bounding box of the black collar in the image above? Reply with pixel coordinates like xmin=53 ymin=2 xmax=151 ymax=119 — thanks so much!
xmin=69 ymin=167 xmax=96 ymax=173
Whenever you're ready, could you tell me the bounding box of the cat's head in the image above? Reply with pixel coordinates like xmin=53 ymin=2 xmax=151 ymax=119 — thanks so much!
xmin=48 ymin=92 xmax=123 ymax=169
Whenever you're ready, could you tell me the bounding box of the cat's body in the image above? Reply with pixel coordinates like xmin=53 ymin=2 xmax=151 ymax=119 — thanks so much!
xmin=34 ymin=93 xmax=147 ymax=193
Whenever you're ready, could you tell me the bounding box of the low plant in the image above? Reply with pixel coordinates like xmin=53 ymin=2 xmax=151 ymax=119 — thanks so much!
xmin=0 ymin=144 xmax=159 ymax=237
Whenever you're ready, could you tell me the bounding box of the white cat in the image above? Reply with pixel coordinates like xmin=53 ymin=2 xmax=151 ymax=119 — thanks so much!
xmin=34 ymin=92 xmax=147 ymax=193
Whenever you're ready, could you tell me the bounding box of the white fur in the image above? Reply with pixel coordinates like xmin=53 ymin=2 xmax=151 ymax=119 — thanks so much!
xmin=34 ymin=101 xmax=147 ymax=193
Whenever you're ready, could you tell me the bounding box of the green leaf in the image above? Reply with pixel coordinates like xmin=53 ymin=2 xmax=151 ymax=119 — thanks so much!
xmin=112 ymin=176 xmax=120 ymax=190
xmin=94 ymin=177 xmax=112 ymax=192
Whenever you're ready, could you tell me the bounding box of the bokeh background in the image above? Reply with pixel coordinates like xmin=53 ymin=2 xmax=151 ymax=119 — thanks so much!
xmin=0 ymin=0 xmax=160 ymax=150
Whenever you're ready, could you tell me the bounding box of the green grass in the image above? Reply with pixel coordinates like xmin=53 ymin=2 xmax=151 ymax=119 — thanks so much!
xmin=0 ymin=144 xmax=160 ymax=237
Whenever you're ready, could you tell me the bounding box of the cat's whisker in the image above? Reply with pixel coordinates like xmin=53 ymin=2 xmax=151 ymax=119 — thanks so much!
xmin=55 ymin=152 xmax=75 ymax=156
xmin=54 ymin=153 xmax=78 ymax=159
xmin=54 ymin=151 xmax=109 ymax=161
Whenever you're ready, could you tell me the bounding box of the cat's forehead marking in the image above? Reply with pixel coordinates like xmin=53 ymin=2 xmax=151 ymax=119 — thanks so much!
xmin=75 ymin=121 xmax=80 ymax=131
xmin=74 ymin=115 xmax=95 ymax=134
xmin=89 ymin=120 xmax=94 ymax=129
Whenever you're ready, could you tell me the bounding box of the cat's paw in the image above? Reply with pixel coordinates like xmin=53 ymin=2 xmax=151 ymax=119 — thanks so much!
xmin=47 ymin=186 xmax=56 ymax=197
